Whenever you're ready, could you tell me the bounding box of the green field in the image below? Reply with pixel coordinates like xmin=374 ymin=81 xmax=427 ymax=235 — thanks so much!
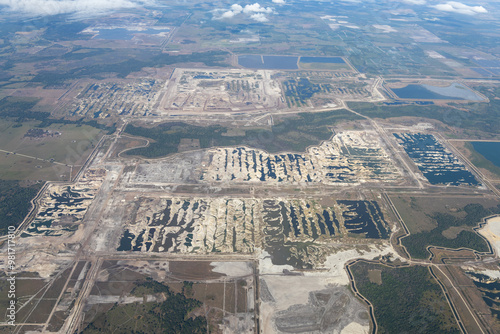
xmin=124 ymin=110 xmax=362 ymax=158
xmin=349 ymin=85 xmax=500 ymax=134
xmin=0 ymin=119 xmax=103 ymax=180
xmin=350 ymin=262 xmax=460 ymax=334
xmin=401 ymin=203 xmax=499 ymax=259
xmin=83 ymin=279 xmax=207 ymax=334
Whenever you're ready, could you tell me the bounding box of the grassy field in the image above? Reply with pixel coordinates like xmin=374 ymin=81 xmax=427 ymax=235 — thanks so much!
xmin=83 ymin=279 xmax=207 ymax=334
xmin=0 ymin=119 xmax=103 ymax=180
xmin=124 ymin=109 xmax=362 ymax=158
xmin=392 ymin=197 xmax=500 ymax=259
xmin=349 ymin=85 xmax=500 ymax=135
xmin=350 ymin=262 xmax=460 ymax=334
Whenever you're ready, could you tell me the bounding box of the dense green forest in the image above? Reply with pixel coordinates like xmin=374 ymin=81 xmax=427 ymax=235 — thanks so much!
xmin=124 ymin=109 xmax=361 ymax=158
xmin=403 ymin=204 xmax=500 ymax=259
xmin=83 ymin=278 xmax=207 ymax=334
xmin=0 ymin=180 xmax=43 ymax=235
xmin=350 ymin=262 xmax=460 ymax=334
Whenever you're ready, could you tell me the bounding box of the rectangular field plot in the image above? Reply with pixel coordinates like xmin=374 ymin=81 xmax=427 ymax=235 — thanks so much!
xmin=81 ymin=261 xmax=254 ymax=334
xmin=160 ymin=68 xmax=283 ymax=112
xmin=202 ymin=131 xmax=401 ymax=186
xmin=394 ymin=133 xmax=479 ymax=186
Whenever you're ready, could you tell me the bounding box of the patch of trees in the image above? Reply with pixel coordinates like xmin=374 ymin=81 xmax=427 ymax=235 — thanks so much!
xmin=83 ymin=278 xmax=207 ymax=334
xmin=403 ymin=204 xmax=500 ymax=259
xmin=0 ymin=180 xmax=43 ymax=235
xmin=124 ymin=109 xmax=361 ymax=158
xmin=350 ymin=262 xmax=460 ymax=334
xmin=0 ymin=96 xmax=116 ymax=134
xmin=32 ymin=51 xmax=229 ymax=85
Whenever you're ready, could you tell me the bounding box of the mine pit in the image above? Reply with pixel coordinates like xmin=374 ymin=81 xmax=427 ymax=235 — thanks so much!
xmin=201 ymin=131 xmax=401 ymax=186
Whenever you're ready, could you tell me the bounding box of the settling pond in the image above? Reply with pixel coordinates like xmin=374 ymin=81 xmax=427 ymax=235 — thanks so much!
xmin=238 ymin=55 xmax=346 ymax=69
xmin=471 ymin=142 xmax=500 ymax=168
xmin=391 ymin=83 xmax=483 ymax=101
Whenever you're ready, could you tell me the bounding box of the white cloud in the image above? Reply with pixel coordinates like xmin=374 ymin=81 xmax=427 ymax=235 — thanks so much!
xmin=221 ymin=10 xmax=237 ymax=18
xmin=250 ymin=13 xmax=268 ymax=22
xmin=243 ymin=3 xmax=273 ymax=14
xmin=0 ymin=0 xmax=155 ymax=17
xmin=433 ymin=1 xmax=487 ymax=15
xmin=272 ymin=0 xmax=285 ymax=4
xmin=403 ymin=0 xmax=426 ymax=4
xmin=230 ymin=4 xmax=243 ymax=13
xmin=215 ymin=2 xmax=274 ymax=21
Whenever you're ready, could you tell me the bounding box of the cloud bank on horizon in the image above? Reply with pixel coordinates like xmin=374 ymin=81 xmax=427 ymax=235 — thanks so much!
xmin=433 ymin=1 xmax=487 ymax=15
xmin=216 ymin=2 xmax=275 ymax=22
xmin=0 ymin=0 xmax=155 ymax=17
xmin=402 ymin=0 xmax=427 ymax=5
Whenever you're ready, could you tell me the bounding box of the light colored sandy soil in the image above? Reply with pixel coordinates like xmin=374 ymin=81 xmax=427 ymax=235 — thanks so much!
xmin=211 ymin=261 xmax=253 ymax=277
xmin=478 ymin=215 xmax=500 ymax=256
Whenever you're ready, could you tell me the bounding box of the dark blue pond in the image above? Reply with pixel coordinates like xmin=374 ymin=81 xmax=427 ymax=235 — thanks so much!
xmin=471 ymin=142 xmax=500 ymax=168
xmin=300 ymin=56 xmax=345 ymax=63
xmin=238 ymin=55 xmax=299 ymax=69
xmin=391 ymin=85 xmax=463 ymax=100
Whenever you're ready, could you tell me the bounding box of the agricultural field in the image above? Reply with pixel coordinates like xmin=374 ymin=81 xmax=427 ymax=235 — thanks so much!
xmin=0 ymin=119 xmax=104 ymax=180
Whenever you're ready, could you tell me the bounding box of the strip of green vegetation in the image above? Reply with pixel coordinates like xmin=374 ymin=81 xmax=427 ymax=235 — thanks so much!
xmin=33 ymin=51 xmax=229 ymax=85
xmin=350 ymin=262 xmax=460 ymax=334
xmin=124 ymin=110 xmax=361 ymax=158
xmin=465 ymin=142 xmax=500 ymax=178
xmin=83 ymin=278 xmax=206 ymax=334
xmin=0 ymin=96 xmax=43 ymax=120
xmin=403 ymin=204 xmax=499 ymax=259
xmin=348 ymin=85 xmax=500 ymax=133
xmin=0 ymin=180 xmax=43 ymax=235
